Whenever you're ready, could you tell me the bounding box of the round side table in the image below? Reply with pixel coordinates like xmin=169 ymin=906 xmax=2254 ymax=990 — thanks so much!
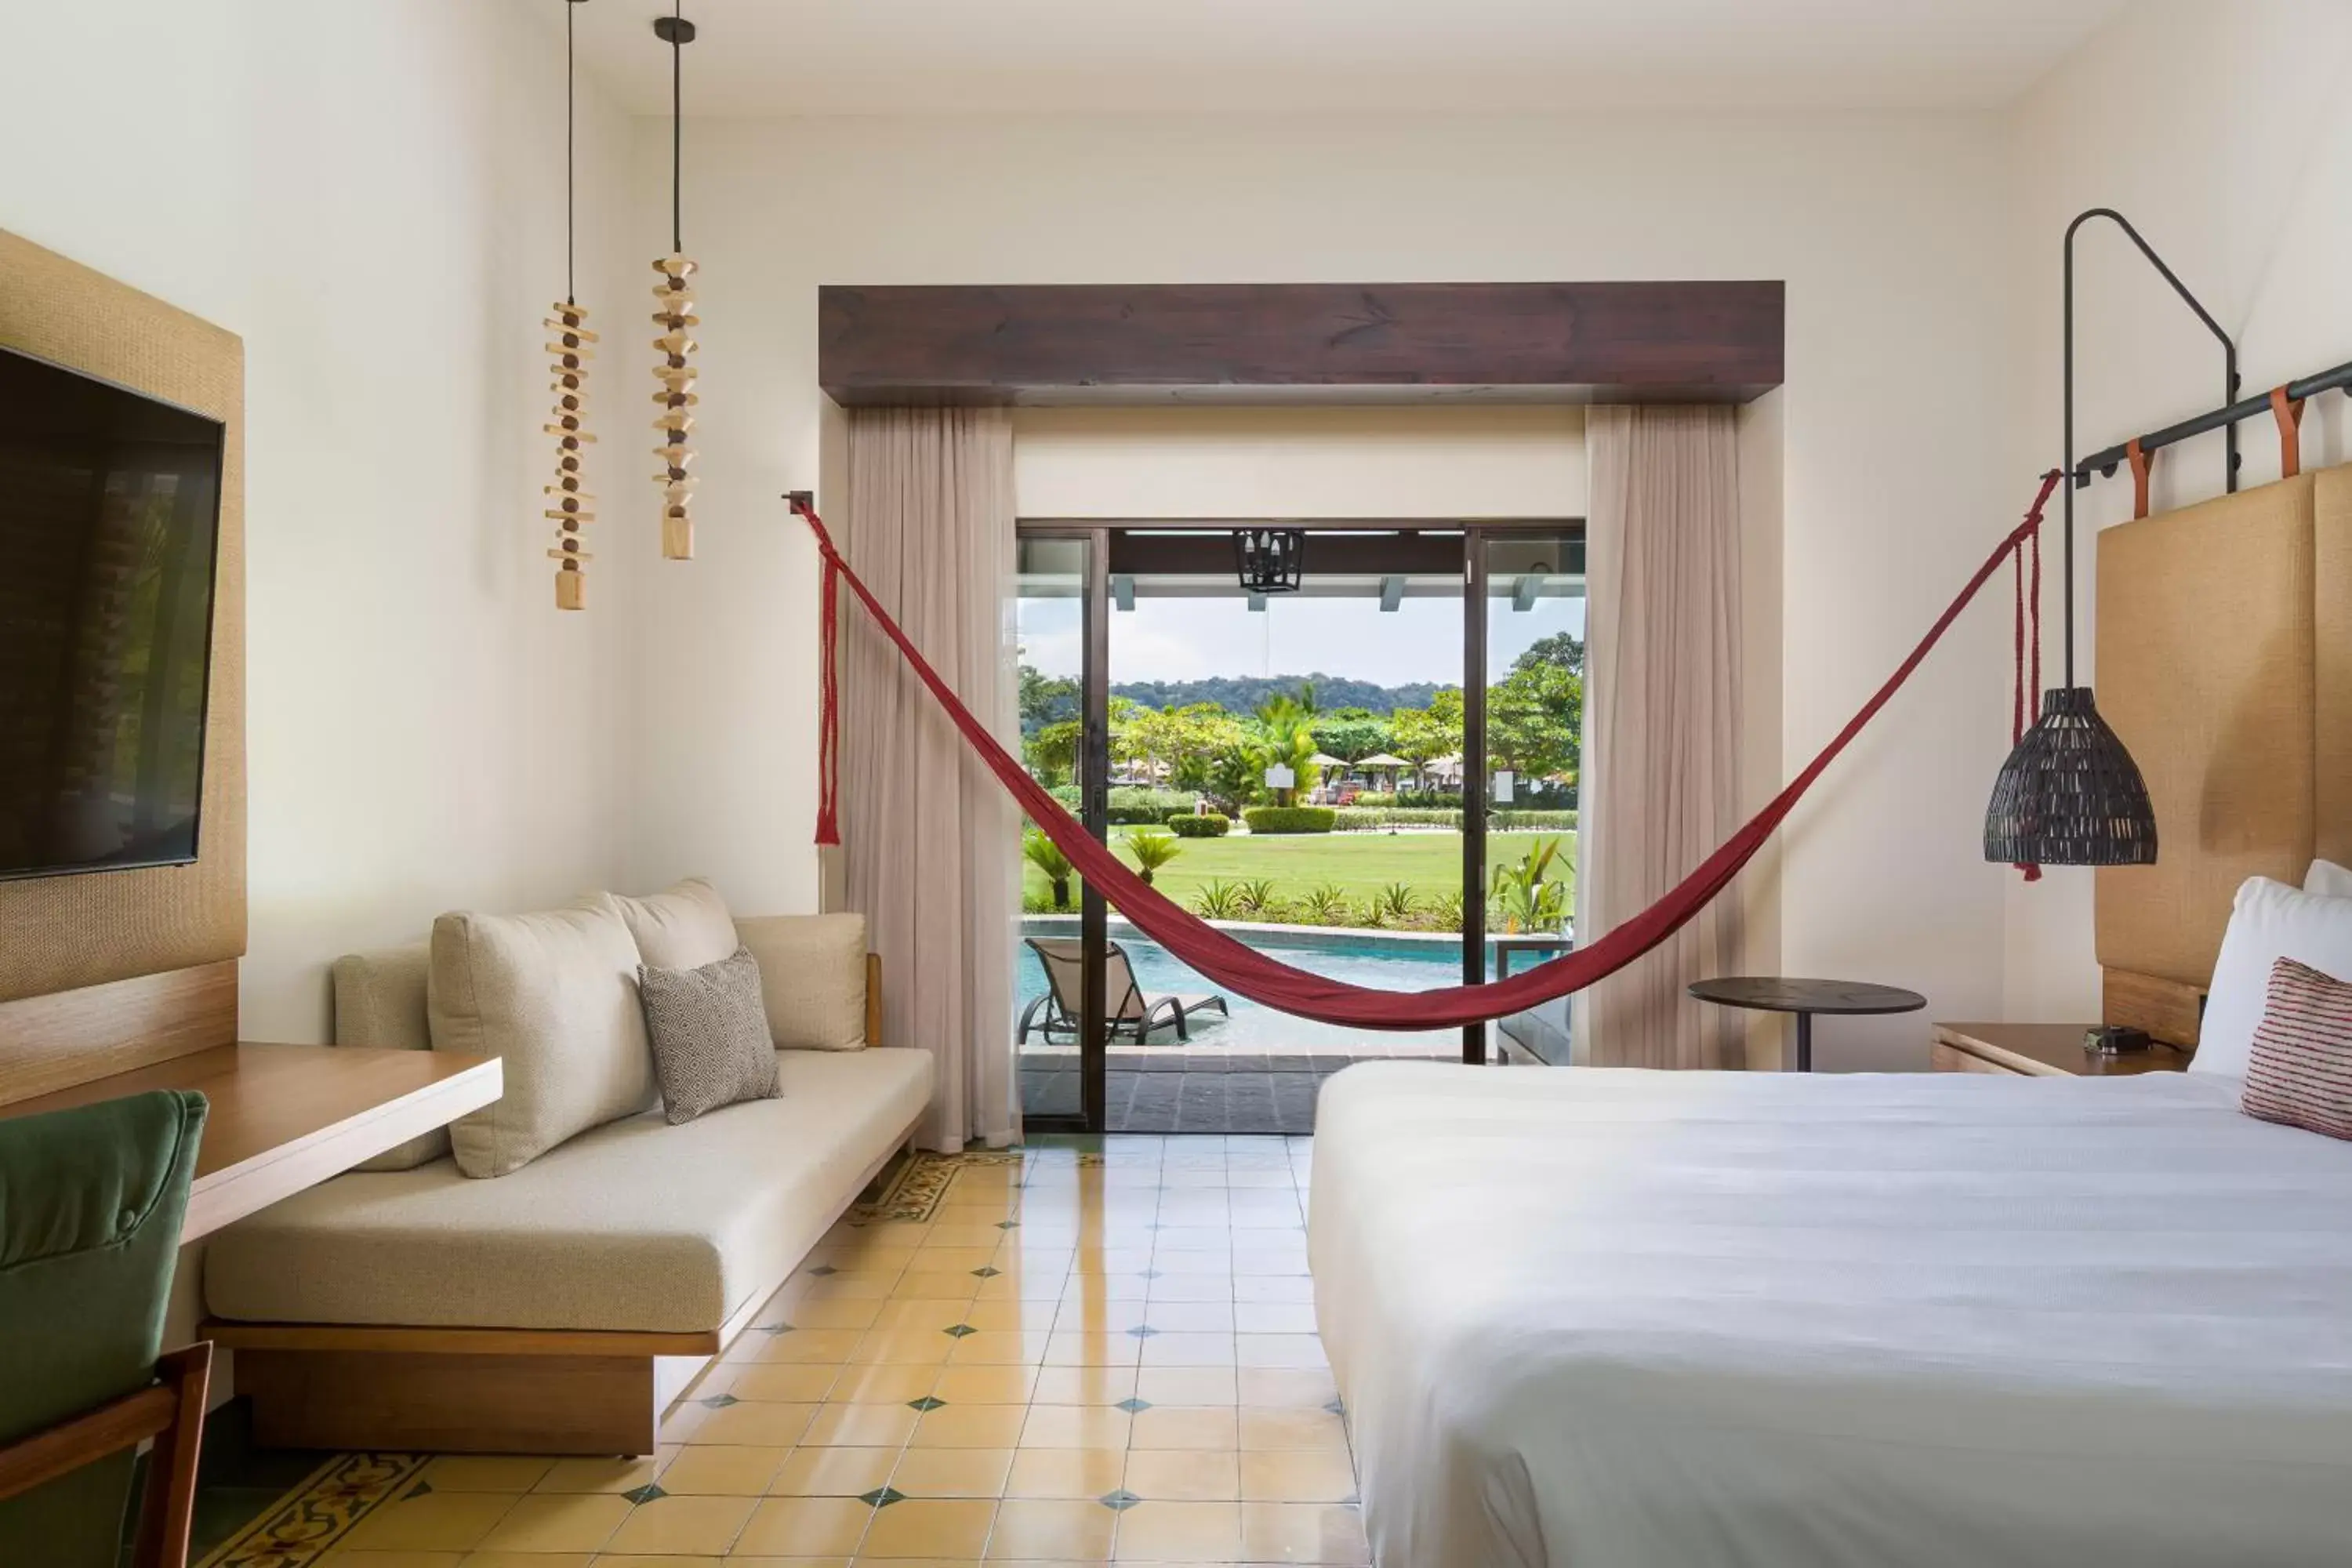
xmin=1686 ymin=976 xmax=1926 ymax=1072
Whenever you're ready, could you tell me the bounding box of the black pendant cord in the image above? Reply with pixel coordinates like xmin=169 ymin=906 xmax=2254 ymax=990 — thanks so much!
xmin=2061 ymin=208 xmax=2238 ymax=686
xmin=669 ymin=0 xmax=682 ymax=253
xmin=564 ymin=0 xmax=579 ymax=305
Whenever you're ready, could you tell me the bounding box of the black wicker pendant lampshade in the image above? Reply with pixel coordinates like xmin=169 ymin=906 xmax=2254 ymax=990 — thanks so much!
xmin=1235 ymin=528 xmax=1305 ymax=593
xmin=1984 ymin=686 xmax=2157 ymax=866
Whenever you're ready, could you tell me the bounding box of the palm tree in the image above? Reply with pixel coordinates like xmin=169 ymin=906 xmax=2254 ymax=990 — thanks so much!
xmin=1125 ymin=829 xmax=1182 ymax=887
xmin=1023 ymin=826 xmax=1075 ymax=910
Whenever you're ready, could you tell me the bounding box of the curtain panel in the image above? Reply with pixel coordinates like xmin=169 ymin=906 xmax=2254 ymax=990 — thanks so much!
xmin=839 ymin=407 xmax=1020 ymax=1148
xmin=1576 ymin=406 xmax=1747 ymax=1070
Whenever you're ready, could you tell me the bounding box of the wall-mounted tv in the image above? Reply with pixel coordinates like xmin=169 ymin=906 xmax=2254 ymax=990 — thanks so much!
xmin=0 ymin=345 xmax=224 ymax=882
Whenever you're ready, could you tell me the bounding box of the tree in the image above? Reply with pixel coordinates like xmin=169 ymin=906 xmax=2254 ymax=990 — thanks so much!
xmin=1512 ymin=630 xmax=1585 ymax=677
xmin=1025 ymin=719 xmax=1081 ymax=786
xmin=1018 ymin=659 xmax=1079 ymax=735
xmin=1312 ymin=712 xmax=1394 ymax=764
xmin=1388 ymin=689 xmax=1465 ymax=778
xmin=1248 ymin=688 xmax=1323 ymax=806
xmin=1486 ymin=662 xmax=1581 ymax=780
xmin=1130 ymin=703 xmax=1248 ymax=792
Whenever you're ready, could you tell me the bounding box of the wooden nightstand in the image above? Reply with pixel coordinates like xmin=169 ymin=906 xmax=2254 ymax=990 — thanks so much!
xmin=1932 ymin=1022 xmax=2193 ymax=1077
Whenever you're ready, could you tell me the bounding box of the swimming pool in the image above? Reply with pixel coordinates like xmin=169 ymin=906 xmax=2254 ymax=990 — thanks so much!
xmin=1016 ymin=921 xmax=1476 ymax=1052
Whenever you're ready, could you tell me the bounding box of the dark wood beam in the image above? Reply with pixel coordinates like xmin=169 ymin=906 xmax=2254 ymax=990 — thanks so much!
xmin=818 ymin=281 xmax=1782 ymax=406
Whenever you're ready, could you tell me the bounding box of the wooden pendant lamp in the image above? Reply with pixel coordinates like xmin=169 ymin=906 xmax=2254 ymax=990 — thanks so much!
xmin=547 ymin=0 xmax=594 ymax=609
xmin=652 ymin=5 xmax=698 ymax=560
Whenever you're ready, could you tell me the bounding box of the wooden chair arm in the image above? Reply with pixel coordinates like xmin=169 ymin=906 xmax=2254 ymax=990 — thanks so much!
xmin=0 ymin=1340 xmax=212 ymax=1568
xmin=866 ymin=951 xmax=883 ymax=1048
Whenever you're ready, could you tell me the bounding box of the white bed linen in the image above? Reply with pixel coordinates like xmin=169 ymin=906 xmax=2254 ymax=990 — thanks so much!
xmin=1310 ymin=1064 xmax=2352 ymax=1568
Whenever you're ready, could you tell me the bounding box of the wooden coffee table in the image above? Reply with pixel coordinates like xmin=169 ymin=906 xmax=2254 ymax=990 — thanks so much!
xmin=1687 ymin=976 xmax=1926 ymax=1072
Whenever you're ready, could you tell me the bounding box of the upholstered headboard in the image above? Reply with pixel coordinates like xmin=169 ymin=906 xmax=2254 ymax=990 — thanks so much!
xmin=2093 ymin=463 xmax=2351 ymax=1045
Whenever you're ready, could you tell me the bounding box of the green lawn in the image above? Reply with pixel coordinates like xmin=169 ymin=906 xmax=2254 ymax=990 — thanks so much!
xmin=1022 ymin=827 xmax=1572 ymax=914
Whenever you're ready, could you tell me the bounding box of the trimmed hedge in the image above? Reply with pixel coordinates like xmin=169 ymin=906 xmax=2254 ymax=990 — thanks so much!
xmin=1166 ymin=813 xmax=1231 ymax=838
xmin=1493 ymin=810 xmax=1578 ymax=831
xmin=1243 ymin=806 xmax=1338 ymax=835
xmin=1334 ymin=808 xmax=1461 ymax=831
xmin=1108 ymin=786 xmax=1198 ymax=826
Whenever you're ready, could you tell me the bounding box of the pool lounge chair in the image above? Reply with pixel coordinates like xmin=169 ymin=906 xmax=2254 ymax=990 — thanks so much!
xmin=1018 ymin=937 xmax=1230 ymax=1044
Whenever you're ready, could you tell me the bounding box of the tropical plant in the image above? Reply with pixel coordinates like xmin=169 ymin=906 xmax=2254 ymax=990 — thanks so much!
xmin=1125 ymin=829 xmax=1181 ymax=887
xmin=1236 ymin=878 xmax=1279 ymax=915
xmin=1429 ymin=890 xmax=1467 ymax=931
xmin=1023 ymin=827 xmax=1075 ymax=910
xmin=1355 ymin=896 xmax=1391 ymax=929
xmin=1298 ymin=882 xmax=1350 ymax=926
xmin=1490 ymin=837 xmax=1570 ymax=935
xmin=1192 ymin=880 xmax=1247 ymax=920
xmin=1377 ymin=882 xmax=1418 ymax=923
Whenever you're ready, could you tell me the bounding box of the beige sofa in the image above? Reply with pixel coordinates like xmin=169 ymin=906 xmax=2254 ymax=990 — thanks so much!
xmin=201 ymin=911 xmax=931 ymax=1457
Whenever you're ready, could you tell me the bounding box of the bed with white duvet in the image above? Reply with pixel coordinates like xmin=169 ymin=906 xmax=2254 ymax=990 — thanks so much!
xmin=1310 ymin=1063 xmax=2352 ymax=1568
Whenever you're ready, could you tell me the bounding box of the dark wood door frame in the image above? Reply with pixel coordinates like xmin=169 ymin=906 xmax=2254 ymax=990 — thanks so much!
xmin=822 ymin=281 xmax=1783 ymax=406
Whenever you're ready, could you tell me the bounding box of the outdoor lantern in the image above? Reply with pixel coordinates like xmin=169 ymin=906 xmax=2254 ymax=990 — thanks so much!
xmin=1235 ymin=528 xmax=1305 ymax=593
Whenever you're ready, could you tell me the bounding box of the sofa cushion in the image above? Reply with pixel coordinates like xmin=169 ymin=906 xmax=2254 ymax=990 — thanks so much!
xmin=641 ymin=948 xmax=781 ymax=1125
xmin=333 ymin=943 xmax=448 ymax=1171
xmin=430 ymin=895 xmax=656 ymax=1178
xmin=615 ymin=877 xmax=739 ymax=971
xmin=204 ymin=1047 xmax=934 ymax=1334
xmin=738 ymin=913 xmax=868 ymax=1050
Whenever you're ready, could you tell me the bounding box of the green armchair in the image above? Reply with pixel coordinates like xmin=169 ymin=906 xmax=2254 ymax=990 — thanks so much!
xmin=0 ymin=1089 xmax=210 ymax=1568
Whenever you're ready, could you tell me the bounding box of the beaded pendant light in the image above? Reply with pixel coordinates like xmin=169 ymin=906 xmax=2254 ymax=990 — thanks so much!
xmin=651 ymin=3 xmax=699 ymax=560
xmin=546 ymin=0 xmax=595 ymax=609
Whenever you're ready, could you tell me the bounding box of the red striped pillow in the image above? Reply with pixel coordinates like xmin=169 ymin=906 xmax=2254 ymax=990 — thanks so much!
xmin=2240 ymin=956 xmax=2352 ymax=1140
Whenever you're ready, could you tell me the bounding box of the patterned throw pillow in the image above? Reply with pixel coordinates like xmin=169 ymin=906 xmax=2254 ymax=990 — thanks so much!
xmin=2240 ymin=956 xmax=2352 ymax=1141
xmin=638 ymin=946 xmax=782 ymax=1126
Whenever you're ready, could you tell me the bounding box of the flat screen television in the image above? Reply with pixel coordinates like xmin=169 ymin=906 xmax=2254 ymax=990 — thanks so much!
xmin=0 ymin=345 xmax=224 ymax=881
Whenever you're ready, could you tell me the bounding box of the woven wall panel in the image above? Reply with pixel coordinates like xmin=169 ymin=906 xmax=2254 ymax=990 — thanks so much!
xmin=2315 ymin=466 xmax=2352 ymax=870
xmin=0 ymin=229 xmax=245 ymax=1004
xmin=2095 ymin=473 xmax=2315 ymax=993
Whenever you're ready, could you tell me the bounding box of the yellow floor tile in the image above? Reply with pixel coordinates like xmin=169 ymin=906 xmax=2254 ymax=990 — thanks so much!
xmin=985 ymin=1497 xmax=1117 ymax=1560
xmin=906 ymin=1247 xmax=999 ymax=1273
xmin=731 ymin=1496 xmax=876 ymax=1557
xmin=1040 ymin=1331 xmax=1139 ymax=1367
xmin=1017 ymin=1405 xmax=1131 ymax=1450
xmin=656 ymin=1446 xmax=790 ymax=1496
xmin=786 ymin=1297 xmax=886 ymax=1330
xmin=892 ymin=1271 xmax=987 ymax=1301
xmin=452 ymin=1554 xmax=590 ymax=1568
xmin=1120 ymin=1447 xmax=1240 ymax=1503
xmin=694 ymin=1402 xmax=821 ymax=1446
xmin=1026 ymin=1364 xmax=1137 ymax=1405
xmin=1109 ymin=1499 xmax=1244 ymax=1562
xmin=826 ymin=1362 xmax=943 ymax=1403
xmin=944 ymin=1330 xmax=1054 ymax=1366
xmin=888 ymin=1446 xmax=1015 ymax=1498
xmin=472 ymin=1492 xmax=633 ymax=1554
xmin=601 ymin=1493 xmax=758 ymax=1555
xmin=1125 ymin=1406 xmax=1236 ymax=1452
xmin=855 ymin=1497 xmax=996 ymax=1559
xmin=922 ymin=1222 xmax=1018 ymax=1248
xmin=1237 ymin=1368 xmax=1339 ymax=1409
xmin=317 ymin=1552 xmax=468 ymax=1568
xmin=1240 ymin=1448 xmax=1356 ymax=1504
xmin=910 ymin=1403 xmax=1030 ymax=1450
xmin=1240 ymin=1501 xmax=1370 ymax=1563
xmin=750 ymin=1329 xmax=864 ymax=1364
xmin=855 ymin=1329 xmax=960 ymax=1365
xmin=1240 ymin=1407 xmax=1349 ymax=1452
xmin=1132 ymin=1367 xmax=1236 ymax=1406
xmin=1136 ymin=1332 xmax=1236 ymax=1368
xmin=1001 ymin=1447 xmax=1127 ymax=1500
xmin=931 ymin=1365 xmax=1042 ymax=1405
xmin=801 ymin=1401 xmax=921 ymax=1446
xmin=768 ymin=1446 xmax=901 ymax=1498
xmin=337 ymin=1491 xmax=517 ymax=1553
xmin=534 ymin=1456 xmax=666 ymax=1494
xmin=876 ymin=1299 xmax=987 ymax=1331
xmin=960 ymin=1300 xmax=1060 ymax=1333
xmin=419 ymin=1456 xmax=554 ymax=1493
xmin=728 ymin=1363 xmax=843 ymax=1403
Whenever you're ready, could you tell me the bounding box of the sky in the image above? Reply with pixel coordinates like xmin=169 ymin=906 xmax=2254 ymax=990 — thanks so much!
xmin=1018 ymin=588 xmax=1584 ymax=691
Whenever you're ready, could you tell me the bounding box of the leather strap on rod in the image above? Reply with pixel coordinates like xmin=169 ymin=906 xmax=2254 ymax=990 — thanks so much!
xmin=2126 ymin=437 xmax=2154 ymax=520
xmin=2270 ymin=385 xmax=2307 ymax=479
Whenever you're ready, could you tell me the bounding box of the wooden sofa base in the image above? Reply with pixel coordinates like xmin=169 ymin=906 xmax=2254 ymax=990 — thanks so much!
xmin=212 ymin=1324 xmax=721 ymax=1457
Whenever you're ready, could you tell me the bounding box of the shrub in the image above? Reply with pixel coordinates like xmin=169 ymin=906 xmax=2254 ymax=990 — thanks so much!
xmin=1236 ymin=878 xmax=1279 ymax=914
xmin=1022 ymin=827 xmax=1075 ymax=910
xmin=1192 ymin=880 xmax=1247 ymax=920
xmin=1492 ymin=810 xmax=1578 ymax=832
xmin=1334 ymin=808 xmax=1462 ymax=832
xmin=1399 ymin=789 xmax=1462 ymax=809
xmin=1377 ymin=882 xmax=1418 ymax=922
xmin=1347 ymin=790 xmax=1397 ymax=809
xmin=1108 ymin=787 xmax=1198 ymax=826
xmin=1165 ymin=812 xmax=1229 ymax=838
xmin=1046 ymin=782 xmax=1083 ymax=810
xmin=1125 ymin=830 xmax=1181 ymax=887
xmin=1297 ymin=883 xmax=1350 ymax=925
xmin=1243 ymin=805 xmax=1337 ymax=835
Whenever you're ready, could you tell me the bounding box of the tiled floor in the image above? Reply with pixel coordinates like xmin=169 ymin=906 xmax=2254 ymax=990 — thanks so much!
xmin=310 ymin=1136 xmax=1363 ymax=1566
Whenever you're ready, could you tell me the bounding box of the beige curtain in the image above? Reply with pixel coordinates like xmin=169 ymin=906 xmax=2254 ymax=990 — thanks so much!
xmin=1575 ymin=406 xmax=1745 ymax=1070
xmin=839 ymin=407 xmax=1020 ymax=1149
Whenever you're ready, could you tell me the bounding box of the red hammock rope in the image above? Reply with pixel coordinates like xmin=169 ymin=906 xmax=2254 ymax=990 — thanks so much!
xmin=797 ymin=471 xmax=2060 ymax=1031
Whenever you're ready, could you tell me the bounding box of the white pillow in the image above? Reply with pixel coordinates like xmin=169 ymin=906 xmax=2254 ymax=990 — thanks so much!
xmin=2304 ymin=858 xmax=2352 ymax=899
xmin=614 ymin=877 xmax=739 ymax=971
xmin=735 ymin=913 xmax=869 ymax=1050
xmin=2192 ymin=877 xmax=2352 ymax=1080
xmin=430 ymin=895 xmax=659 ymax=1177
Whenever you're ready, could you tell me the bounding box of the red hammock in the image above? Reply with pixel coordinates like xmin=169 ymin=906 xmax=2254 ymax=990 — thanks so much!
xmin=797 ymin=471 xmax=2060 ymax=1032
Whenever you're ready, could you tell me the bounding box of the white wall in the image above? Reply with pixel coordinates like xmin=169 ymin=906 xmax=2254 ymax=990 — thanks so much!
xmin=0 ymin=0 xmax=639 ymax=1040
xmin=628 ymin=111 xmax=2018 ymax=1068
xmin=2001 ymin=1 xmax=2352 ymax=1022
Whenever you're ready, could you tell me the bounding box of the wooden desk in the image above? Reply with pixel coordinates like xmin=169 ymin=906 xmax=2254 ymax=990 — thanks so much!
xmin=1933 ymin=1022 xmax=2192 ymax=1078
xmin=0 ymin=1044 xmax=500 ymax=1240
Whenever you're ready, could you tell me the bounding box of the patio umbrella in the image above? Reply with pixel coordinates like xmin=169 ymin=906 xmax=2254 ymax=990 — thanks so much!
xmin=1307 ymin=752 xmax=1347 ymax=768
xmin=1355 ymin=753 xmax=1410 ymax=769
